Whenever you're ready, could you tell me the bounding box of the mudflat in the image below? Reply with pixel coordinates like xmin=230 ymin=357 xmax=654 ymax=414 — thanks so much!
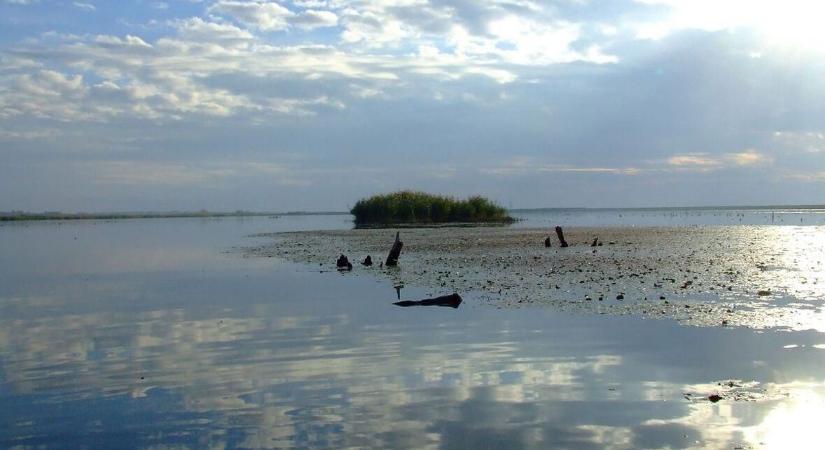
xmin=250 ymin=225 xmax=825 ymax=330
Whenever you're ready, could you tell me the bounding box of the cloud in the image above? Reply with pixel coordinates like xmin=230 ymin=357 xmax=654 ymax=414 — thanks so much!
xmin=666 ymin=150 xmax=772 ymax=171
xmin=480 ymin=157 xmax=641 ymax=176
xmin=209 ymin=0 xmax=293 ymax=31
xmin=0 ymin=29 xmax=358 ymax=121
xmin=72 ymin=1 xmax=95 ymax=11
xmin=784 ymin=171 xmax=825 ymax=182
xmin=773 ymin=131 xmax=825 ymax=154
xmin=632 ymin=0 xmax=825 ymax=53
xmin=1 ymin=0 xmax=824 ymax=210
xmin=292 ymin=9 xmax=339 ymax=30
xmin=0 ymin=128 xmax=61 ymax=140
xmin=84 ymin=160 xmax=306 ymax=186
xmin=666 ymin=153 xmax=719 ymax=168
xmin=172 ymin=17 xmax=254 ymax=42
xmin=728 ymin=149 xmax=769 ymax=166
xmin=0 ymin=0 xmax=627 ymax=127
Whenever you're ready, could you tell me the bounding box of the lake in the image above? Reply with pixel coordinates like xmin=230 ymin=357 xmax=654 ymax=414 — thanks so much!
xmin=1 ymin=210 xmax=825 ymax=449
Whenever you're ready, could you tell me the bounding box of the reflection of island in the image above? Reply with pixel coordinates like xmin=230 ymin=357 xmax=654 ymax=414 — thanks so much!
xmin=2 ymin=299 xmax=825 ymax=449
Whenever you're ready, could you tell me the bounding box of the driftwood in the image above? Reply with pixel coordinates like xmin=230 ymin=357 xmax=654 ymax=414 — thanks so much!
xmin=591 ymin=237 xmax=599 ymax=247
xmin=544 ymin=237 xmax=552 ymax=247
xmin=394 ymin=293 xmax=462 ymax=308
xmin=555 ymin=226 xmax=569 ymax=247
xmin=385 ymin=231 xmax=403 ymax=266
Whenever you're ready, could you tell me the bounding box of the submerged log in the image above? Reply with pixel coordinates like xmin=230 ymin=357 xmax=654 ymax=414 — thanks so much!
xmin=385 ymin=231 xmax=403 ymax=266
xmin=394 ymin=293 xmax=462 ymax=308
xmin=336 ymin=254 xmax=353 ymax=271
xmin=555 ymin=226 xmax=569 ymax=248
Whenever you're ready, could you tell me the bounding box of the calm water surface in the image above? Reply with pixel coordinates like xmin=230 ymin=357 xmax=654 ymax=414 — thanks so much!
xmin=512 ymin=207 xmax=825 ymax=227
xmin=2 ymin=213 xmax=825 ymax=449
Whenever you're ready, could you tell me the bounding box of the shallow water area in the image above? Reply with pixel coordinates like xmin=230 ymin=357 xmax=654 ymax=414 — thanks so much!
xmin=2 ymin=213 xmax=825 ymax=449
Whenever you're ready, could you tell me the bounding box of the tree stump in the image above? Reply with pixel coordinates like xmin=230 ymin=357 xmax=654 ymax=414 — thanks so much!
xmin=544 ymin=237 xmax=552 ymax=247
xmin=336 ymin=254 xmax=352 ymax=271
xmin=385 ymin=232 xmax=403 ymax=266
xmin=555 ymin=226 xmax=569 ymax=247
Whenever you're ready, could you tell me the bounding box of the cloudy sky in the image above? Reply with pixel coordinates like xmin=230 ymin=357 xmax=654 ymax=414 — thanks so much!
xmin=1 ymin=0 xmax=824 ymax=212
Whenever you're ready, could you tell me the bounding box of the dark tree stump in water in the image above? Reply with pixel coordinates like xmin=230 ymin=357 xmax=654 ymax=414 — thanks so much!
xmin=385 ymin=232 xmax=403 ymax=267
xmin=336 ymin=254 xmax=353 ymax=271
xmin=544 ymin=237 xmax=552 ymax=247
xmin=362 ymin=255 xmax=373 ymax=266
xmin=555 ymin=226 xmax=569 ymax=247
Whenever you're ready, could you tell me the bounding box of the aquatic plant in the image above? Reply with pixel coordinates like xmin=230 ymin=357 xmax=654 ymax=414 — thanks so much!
xmin=350 ymin=191 xmax=513 ymax=225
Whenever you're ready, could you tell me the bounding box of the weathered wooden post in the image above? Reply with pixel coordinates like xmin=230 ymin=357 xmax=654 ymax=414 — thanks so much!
xmin=386 ymin=232 xmax=403 ymax=266
xmin=555 ymin=226 xmax=568 ymax=247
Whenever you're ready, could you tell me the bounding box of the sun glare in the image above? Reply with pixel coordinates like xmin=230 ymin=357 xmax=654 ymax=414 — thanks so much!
xmin=750 ymin=390 xmax=825 ymax=449
xmin=646 ymin=0 xmax=825 ymax=53
xmin=749 ymin=1 xmax=825 ymax=53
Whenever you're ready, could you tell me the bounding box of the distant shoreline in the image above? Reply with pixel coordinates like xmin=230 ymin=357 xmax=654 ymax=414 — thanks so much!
xmin=510 ymin=204 xmax=825 ymax=212
xmin=0 ymin=211 xmax=350 ymax=222
xmin=3 ymin=204 xmax=825 ymax=223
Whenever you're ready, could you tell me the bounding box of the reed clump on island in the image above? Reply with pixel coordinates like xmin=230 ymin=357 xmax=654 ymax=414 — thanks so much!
xmin=350 ymin=191 xmax=514 ymax=226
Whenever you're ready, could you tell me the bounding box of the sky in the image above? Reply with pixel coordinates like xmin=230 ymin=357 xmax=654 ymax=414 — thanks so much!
xmin=1 ymin=0 xmax=824 ymax=212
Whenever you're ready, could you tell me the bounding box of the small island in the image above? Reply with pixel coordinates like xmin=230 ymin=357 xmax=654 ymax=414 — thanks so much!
xmin=350 ymin=191 xmax=515 ymax=227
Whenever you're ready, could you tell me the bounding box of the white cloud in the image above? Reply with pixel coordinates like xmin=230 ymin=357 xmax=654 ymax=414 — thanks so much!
xmin=728 ymin=149 xmax=769 ymax=166
xmin=667 ymin=153 xmax=720 ymax=169
xmin=173 ymin=17 xmax=254 ymax=43
xmin=0 ymin=0 xmax=629 ymax=127
xmin=292 ymin=9 xmax=338 ymax=30
xmin=665 ymin=150 xmax=772 ymax=171
xmin=480 ymin=157 xmax=640 ymax=176
xmin=72 ymin=1 xmax=95 ymax=11
xmin=209 ymin=0 xmax=293 ymax=31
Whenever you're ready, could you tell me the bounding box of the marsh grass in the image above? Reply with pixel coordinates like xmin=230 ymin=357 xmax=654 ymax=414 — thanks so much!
xmin=350 ymin=191 xmax=514 ymax=226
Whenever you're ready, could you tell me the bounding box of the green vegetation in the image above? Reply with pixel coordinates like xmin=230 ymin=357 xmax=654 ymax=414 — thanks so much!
xmin=350 ymin=191 xmax=514 ymax=226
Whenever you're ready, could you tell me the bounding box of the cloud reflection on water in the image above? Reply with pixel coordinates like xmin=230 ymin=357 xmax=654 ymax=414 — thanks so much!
xmin=2 ymin=296 xmax=825 ymax=449
xmin=2 ymin=218 xmax=825 ymax=449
